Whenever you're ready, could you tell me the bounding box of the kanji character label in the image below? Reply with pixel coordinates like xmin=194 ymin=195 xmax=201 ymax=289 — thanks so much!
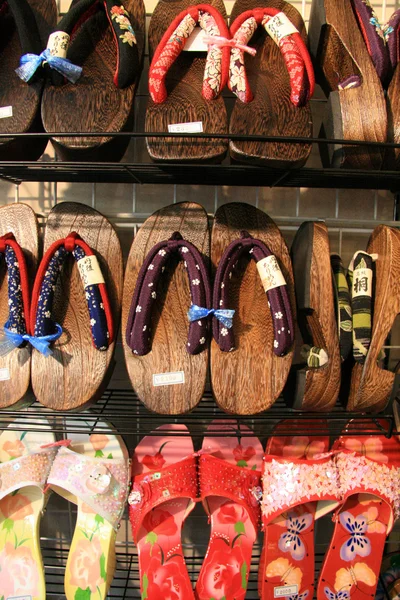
xmin=256 ymin=255 xmax=286 ymax=292
xmin=47 ymin=31 xmax=70 ymax=58
xmin=77 ymin=255 xmax=105 ymax=289
xmin=352 ymin=267 xmax=372 ymax=299
xmin=264 ymin=12 xmax=298 ymax=45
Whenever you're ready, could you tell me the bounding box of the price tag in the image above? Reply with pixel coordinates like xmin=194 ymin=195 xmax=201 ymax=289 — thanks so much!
xmin=184 ymin=27 xmax=209 ymax=51
xmin=153 ymin=371 xmax=185 ymax=386
xmin=77 ymin=255 xmax=105 ymax=289
xmin=168 ymin=121 xmax=203 ymax=133
xmin=0 ymin=106 xmax=12 ymax=119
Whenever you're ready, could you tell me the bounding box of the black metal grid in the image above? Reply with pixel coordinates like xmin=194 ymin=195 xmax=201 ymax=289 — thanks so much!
xmin=0 ymin=388 xmax=396 ymax=441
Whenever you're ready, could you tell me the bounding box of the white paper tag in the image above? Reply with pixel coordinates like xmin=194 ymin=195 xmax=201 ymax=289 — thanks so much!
xmin=352 ymin=267 xmax=373 ymax=299
xmin=46 ymin=31 xmax=70 ymax=58
xmin=264 ymin=12 xmax=298 ymax=45
xmin=8 ymin=596 xmax=33 ymax=600
xmin=168 ymin=121 xmax=203 ymax=133
xmin=77 ymin=255 xmax=105 ymax=289
xmin=274 ymin=585 xmax=298 ymax=598
xmin=256 ymin=255 xmax=287 ymax=292
xmin=0 ymin=368 xmax=10 ymax=381
xmin=0 ymin=106 xmax=12 ymax=119
xmin=184 ymin=27 xmax=209 ymax=51
xmin=153 ymin=371 xmax=185 ymax=386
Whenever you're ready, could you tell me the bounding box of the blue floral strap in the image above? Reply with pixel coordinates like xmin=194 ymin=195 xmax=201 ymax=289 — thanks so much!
xmin=30 ymin=232 xmax=113 ymax=354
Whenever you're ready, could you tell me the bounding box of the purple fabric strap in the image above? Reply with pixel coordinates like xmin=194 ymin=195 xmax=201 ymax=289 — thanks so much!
xmin=351 ymin=0 xmax=390 ymax=83
xmin=126 ymin=232 xmax=211 ymax=356
xmin=212 ymin=231 xmax=294 ymax=354
xmin=388 ymin=10 xmax=400 ymax=71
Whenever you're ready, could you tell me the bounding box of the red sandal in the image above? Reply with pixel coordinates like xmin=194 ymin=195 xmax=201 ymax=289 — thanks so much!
xmin=129 ymin=424 xmax=198 ymax=600
xmin=195 ymin=420 xmax=264 ymax=600
xmin=317 ymin=420 xmax=400 ymax=600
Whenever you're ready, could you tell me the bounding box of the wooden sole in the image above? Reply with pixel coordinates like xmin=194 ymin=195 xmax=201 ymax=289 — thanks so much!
xmin=229 ymin=0 xmax=312 ymax=168
xmin=145 ymin=0 xmax=228 ymax=162
xmin=210 ymin=202 xmax=295 ymax=415
xmin=348 ymin=225 xmax=400 ymax=413
xmin=0 ymin=203 xmax=38 ymax=408
xmin=287 ymin=221 xmax=341 ymax=410
xmin=308 ymin=0 xmax=386 ymax=169
xmin=31 ymin=202 xmax=123 ymax=411
xmin=0 ymin=0 xmax=57 ymax=161
xmin=385 ymin=65 xmax=400 ymax=170
xmin=42 ymin=0 xmax=145 ymax=162
xmin=122 ymin=201 xmax=209 ymax=415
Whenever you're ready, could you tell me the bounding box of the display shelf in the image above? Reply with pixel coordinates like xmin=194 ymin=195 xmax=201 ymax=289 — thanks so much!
xmin=0 ymin=389 xmax=396 ymax=440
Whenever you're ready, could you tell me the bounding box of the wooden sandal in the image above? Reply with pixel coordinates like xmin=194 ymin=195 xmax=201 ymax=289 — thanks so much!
xmin=0 ymin=203 xmax=38 ymax=408
xmin=210 ymin=202 xmax=295 ymax=415
xmin=260 ymin=420 xmax=340 ymax=600
xmin=317 ymin=420 xmax=400 ymax=600
xmin=348 ymin=225 xmax=400 ymax=413
xmin=48 ymin=420 xmax=130 ymax=600
xmin=122 ymin=201 xmax=210 ymax=415
xmin=308 ymin=0 xmax=387 ymax=169
xmin=0 ymin=421 xmax=57 ymax=600
xmin=129 ymin=424 xmax=198 ymax=600
xmin=146 ymin=1 xmax=229 ymax=162
xmin=30 ymin=202 xmax=123 ymax=411
xmin=228 ymin=0 xmax=314 ymax=167
xmin=285 ymin=221 xmax=341 ymax=411
xmin=196 ymin=420 xmax=264 ymax=600
xmin=40 ymin=0 xmax=145 ymax=161
xmin=0 ymin=0 xmax=57 ymax=160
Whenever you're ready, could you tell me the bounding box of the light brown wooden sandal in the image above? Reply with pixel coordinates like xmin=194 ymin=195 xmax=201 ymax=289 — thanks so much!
xmin=122 ymin=202 xmax=210 ymax=415
xmin=210 ymin=202 xmax=295 ymax=415
xmin=348 ymin=225 xmax=400 ymax=413
xmin=30 ymin=202 xmax=123 ymax=411
xmin=308 ymin=0 xmax=387 ymax=169
xmin=285 ymin=221 xmax=341 ymax=411
xmin=0 ymin=203 xmax=38 ymax=408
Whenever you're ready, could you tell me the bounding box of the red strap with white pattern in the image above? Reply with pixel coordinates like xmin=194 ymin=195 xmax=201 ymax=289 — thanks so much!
xmin=148 ymin=3 xmax=230 ymax=103
xmin=229 ymin=7 xmax=315 ymax=105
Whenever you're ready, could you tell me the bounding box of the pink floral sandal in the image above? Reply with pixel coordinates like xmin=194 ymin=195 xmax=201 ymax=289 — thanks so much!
xmin=195 ymin=421 xmax=264 ymax=600
xmin=47 ymin=421 xmax=130 ymax=600
xmin=129 ymin=424 xmax=198 ymax=600
xmin=317 ymin=420 xmax=400 ymax=600
xmin=260 ymin=421 xmax=341 ymax=600
xmin=0 ymin=420 xmax=57 ymax=600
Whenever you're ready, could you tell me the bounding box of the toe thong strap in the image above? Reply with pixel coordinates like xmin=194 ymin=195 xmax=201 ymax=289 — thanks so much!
xmin=229 ymin=7 xmax=314 ymax=105
xmin=30 ymin=232 xmax=114 ymax=355
xmin=212 ymin=230 xmax=294 ymax=354
xmin=0 ymin=234 xmax=31 ymax=351
xmin=126 ymin=232 xmax=211 ymax=356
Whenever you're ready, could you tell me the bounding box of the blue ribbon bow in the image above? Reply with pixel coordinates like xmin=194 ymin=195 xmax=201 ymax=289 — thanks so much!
xmin=15 ymin=49 xmax=82 ymax=84
xmin=2 ymin=323 xmax=63 ymax=357
xmin=187 ymin=305 xmax=235 ymax=329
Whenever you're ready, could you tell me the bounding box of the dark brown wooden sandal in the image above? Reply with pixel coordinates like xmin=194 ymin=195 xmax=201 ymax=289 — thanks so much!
xmin=41 ymin=0 xmax=145 ymax=161
xmin=0 ymin=0 xmax=57 ymax=161
xmin=285 ymin=221 xmax=341 ymax=411
xmin=308 ymin=0 xmax=387 ymax=169
xmin=146 ymin=0 xmax=229 ymax=162
xmin=228 ymin=0 xmax=314 ymax=167
xmin=348 ymin=225 xmax=400 ymax=413
xmin=122 ymin=202 xmax=210 ymax=415
xmin=210 ymin=202 xmax=295 ymax=415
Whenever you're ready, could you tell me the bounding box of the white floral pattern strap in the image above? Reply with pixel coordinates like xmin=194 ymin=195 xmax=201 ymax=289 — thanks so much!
xmin=336 ymin=451 xmax=400 ymax=526
xmin=261 ymin=455 xmax=340 ymax=524
xmin=47 ymin=447 xmax=130 ymax=530
xmin=0 ymin=447 xmax=57 ymax=500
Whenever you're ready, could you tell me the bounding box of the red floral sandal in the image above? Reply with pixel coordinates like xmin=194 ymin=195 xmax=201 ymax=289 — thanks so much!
xmin=129 ymin=424 xmax=198 ymax=600
xmin=195 ymin=421 xmax=264 ymax=600
xmin=317 ymin=420 xmax=400 ymax=600
xmin=260 ymin=421 xmax=341 ymax=600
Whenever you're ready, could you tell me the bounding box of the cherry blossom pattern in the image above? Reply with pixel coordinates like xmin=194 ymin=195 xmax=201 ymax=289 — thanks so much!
xmin=110 ymin=4 xmax=137 ymax=47
xmin=2 ymin=245 xmax=27 ymax=338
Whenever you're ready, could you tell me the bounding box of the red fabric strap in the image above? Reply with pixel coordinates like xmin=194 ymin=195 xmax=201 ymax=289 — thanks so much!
xmin=0 ymin=233 xmax=31 ymax=334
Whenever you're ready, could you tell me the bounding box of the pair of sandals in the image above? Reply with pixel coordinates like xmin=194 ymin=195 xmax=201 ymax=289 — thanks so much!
xmin=0 ymin=418 xmax=130 ymax=600
xmin=130 ymin=419 xmax=400 ymax=600
xmin=146 ymin=0 xmax=315 ymax=166
xmin=309 ymin=0 xmax=400 ymax=169
xmin=0 ymin=0 xmax=145 ymax=161
xmin=0 ymin=202 xmax=122 ymax=411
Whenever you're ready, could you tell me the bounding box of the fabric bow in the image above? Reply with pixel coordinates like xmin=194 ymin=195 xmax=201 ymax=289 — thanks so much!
xmin=188 ymin=304 xmax=235 ymax=329
xmin=1 ymin=323 xmax=63 ymax=357
xmin=15 ymin=49 xmax=82 ymax=84
xmin=202 ymin=34 xmax=257 ymax=56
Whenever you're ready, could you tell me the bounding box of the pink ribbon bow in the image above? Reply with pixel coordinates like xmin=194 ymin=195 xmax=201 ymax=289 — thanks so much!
xmin=203 ymin=34 xmax=257 ymax=56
